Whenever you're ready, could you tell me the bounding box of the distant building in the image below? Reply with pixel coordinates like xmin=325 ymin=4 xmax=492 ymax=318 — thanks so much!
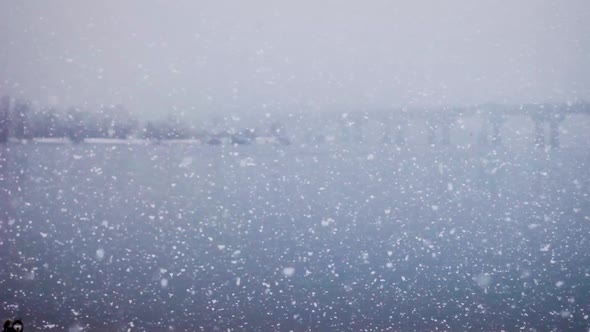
xmin=0 ymin=96 xmax=10 ymax=143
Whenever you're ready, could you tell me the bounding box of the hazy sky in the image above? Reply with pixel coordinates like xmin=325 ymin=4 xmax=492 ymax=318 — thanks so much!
xmin=0 ymin=0 xmax=589 ymax=118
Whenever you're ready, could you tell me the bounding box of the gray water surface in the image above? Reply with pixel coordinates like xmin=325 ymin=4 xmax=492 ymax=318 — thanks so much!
xmin=1 ymin=143 xmax=589 ymax=331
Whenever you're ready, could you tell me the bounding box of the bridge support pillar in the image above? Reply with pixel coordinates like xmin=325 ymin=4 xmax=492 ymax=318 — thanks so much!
xmin=533 ymin=116 xmax=545 ymax=148
xmin=381 ymin=116 xmax=393 ymax=144
xmin=383 ymin=120 xmax=406 ymax=145
xmin=426 ymin=115 xmax=454 ymax=146
xmin=491 ymin=122 xmax=501 ymax=145
xmin=531 ymin=113 xmax=564 ymax=148
xmin=353 ymin=115 xmax=364 ymax=143
xmin=440 ymin=116 xmax=451 ymax=146
xmin=549 ymin=114 xmax=565 ymax=148
xmin=394 ymin=123 xmax=406 ymax=146
xmin=427 ymin=119 xmax=437 ymax=146
xmin=384 ymin=114 xmax=408 ymax=146
xmin=477 ymin=120 xmax=489 ymax=146
xmin=489 ymin=113 xmax=505 ymax=146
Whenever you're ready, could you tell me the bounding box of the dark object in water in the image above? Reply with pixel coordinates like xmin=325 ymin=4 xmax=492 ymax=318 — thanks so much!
xmin=2 ymin=320 xmax=10 ymax=332
xmin=207 ymin=137 xmax=223 ymax=145
xmin=277 ymin=136 xmax=291 ymax=145
xmin=231 ymin=135 xmax=252 ymax=145
xmin=3 ymin=319 xmax=23 ymax=332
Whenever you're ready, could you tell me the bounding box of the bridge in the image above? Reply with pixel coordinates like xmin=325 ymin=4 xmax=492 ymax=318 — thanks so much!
xmin=318 ymin=102 xmax=590 ymax=149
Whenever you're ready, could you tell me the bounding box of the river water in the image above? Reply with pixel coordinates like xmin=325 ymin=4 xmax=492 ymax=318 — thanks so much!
xmin=0 ymin=142 xmax=589 ymax=331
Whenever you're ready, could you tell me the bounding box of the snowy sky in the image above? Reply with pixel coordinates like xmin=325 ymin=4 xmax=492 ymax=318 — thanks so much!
xmin=0 ymin=0 xmax=589 ymax=118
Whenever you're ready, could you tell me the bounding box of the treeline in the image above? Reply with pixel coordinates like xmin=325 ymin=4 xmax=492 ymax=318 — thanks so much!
xmin=0 ymin=96 xmax=209 ymax=143
xmin=0 ymin=96 xmax=289 ymax=144
xmin=0 ymin=96 xmax=141 ymax=143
